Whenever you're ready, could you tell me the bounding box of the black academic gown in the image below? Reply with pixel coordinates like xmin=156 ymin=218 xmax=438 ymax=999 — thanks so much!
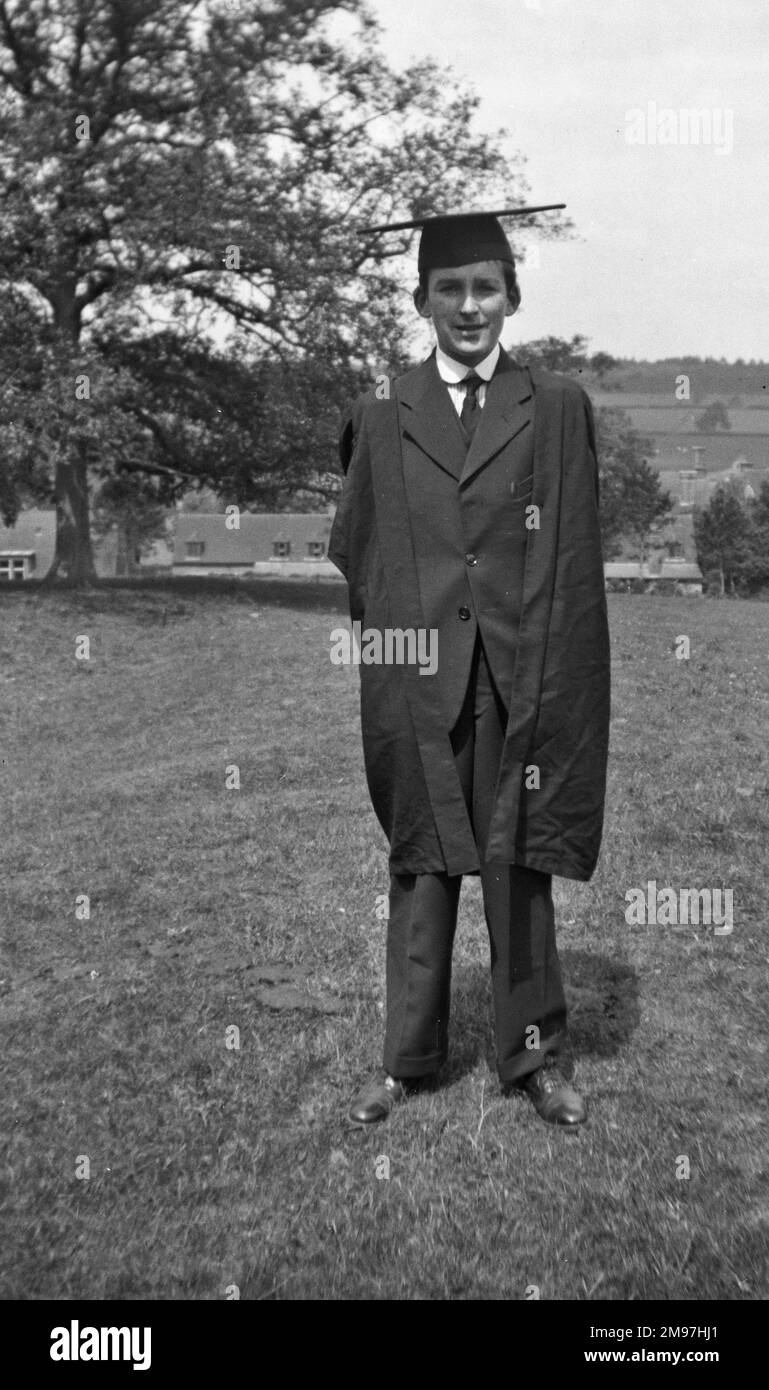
xmin=328 ymin=350 xmax=611 ymax=883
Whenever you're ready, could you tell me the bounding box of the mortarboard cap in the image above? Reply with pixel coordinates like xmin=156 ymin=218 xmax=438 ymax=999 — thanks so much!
xmin=359 ymin=205 xmax=565 ymax=273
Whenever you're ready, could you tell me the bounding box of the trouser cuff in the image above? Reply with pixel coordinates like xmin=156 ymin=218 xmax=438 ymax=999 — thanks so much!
xmin=382 ymin=1048 xmax=445 ymax=1079
xmin=497 ymin=1028 xmax=566 ymax=1085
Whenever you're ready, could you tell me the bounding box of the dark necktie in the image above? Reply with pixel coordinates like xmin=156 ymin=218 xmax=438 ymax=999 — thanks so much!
xmin=460 ymin=371 xmax=483 ymax=441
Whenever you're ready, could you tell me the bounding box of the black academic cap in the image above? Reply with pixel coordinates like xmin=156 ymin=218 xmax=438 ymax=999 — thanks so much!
xmin=359 ymin=205 xmax=565 ymax=273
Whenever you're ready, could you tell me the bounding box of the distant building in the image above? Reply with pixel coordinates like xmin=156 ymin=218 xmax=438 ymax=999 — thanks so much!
xmin=0 ymin=509 xmax=56 ymax=581
xmin=0 ymin=508 xmax=344 ymax=581
xmin=171 ymin=512 xmax=341 ymax=578
xmin=658 ymin=455 xmax=769 ymax=514
xmin=656 ymin=559 xmax=704 ymax=593
xmin=0 ymin=508 xmax=176 ymax=580
xmin=604 ymin=559 xmax=703 ymax=595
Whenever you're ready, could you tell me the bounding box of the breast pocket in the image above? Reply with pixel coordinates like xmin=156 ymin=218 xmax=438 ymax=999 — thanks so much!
xmin=510 ymin=472 xmax=534 ymax=505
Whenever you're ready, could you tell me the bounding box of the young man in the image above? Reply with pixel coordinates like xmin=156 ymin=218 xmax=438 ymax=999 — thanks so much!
xmin=328 ymin=209 xmax=610 ymax=1127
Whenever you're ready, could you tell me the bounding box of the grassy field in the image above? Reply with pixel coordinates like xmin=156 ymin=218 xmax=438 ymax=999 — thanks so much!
xmin=1 ymin=579 xmax=768 ymax=1301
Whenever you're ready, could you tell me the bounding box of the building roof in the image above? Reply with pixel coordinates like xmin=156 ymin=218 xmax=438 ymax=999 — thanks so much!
xmin=173 ymin=512 xmax=334 ymax=564
xmin=604 ymin=560 xmax=702 ymax=581
xmin=604 ymin=562 xmax=650 ymax=579
xmin=0 ymin=508 xmax=56 ymax=574
xmin=658 ymin=560 xmax=703 ymax=579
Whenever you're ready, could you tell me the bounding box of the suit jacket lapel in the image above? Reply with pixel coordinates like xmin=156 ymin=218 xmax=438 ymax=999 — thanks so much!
xmin=396 ymin=355 xmax=467 ymax=481
xmin=396 ymin=348 xmax=535 ymax=485
xmin=460 ymin=349 xmax=534 ymax=487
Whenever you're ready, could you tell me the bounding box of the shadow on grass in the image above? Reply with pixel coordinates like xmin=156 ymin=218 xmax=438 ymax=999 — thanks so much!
xmin=444 ymin=949 xmax=640 ymax=1083
xmin=2 ymin=574 xmax=350 ymax=615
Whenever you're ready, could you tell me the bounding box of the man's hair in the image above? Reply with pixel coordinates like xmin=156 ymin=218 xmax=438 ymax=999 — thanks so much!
xmin=417 ymin=260 xmax=521 ymax=312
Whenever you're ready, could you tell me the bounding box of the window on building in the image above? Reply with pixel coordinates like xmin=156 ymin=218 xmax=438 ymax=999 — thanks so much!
xmin=307 ymin=541 xmax=325 ymax=558
xmin=0 ymin=557 xmax=27 ymax=580
xmin=186 ymin=540 xmax=205 ymax=557
xmin=273 ymin=540 xmax=291 ymax=557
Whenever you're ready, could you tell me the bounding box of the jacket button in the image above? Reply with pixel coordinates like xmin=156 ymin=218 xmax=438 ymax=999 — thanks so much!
xmin=465 ymin=553 xmax=478 ymax=566
xmin=458 ymin=606 xmax=471 ymax=620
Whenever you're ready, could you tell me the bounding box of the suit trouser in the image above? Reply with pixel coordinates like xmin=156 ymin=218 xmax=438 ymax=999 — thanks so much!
xmin=382 ymin=637 xmax=567 ymax=1085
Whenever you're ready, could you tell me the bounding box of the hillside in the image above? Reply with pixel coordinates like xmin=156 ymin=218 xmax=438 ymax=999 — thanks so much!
xmin=594 ymin=360 xmax=769 ymax=399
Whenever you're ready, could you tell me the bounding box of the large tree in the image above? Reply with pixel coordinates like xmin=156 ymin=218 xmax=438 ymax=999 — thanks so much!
xmin=743 ymin=479 xmax=769 ymax=592
xmin=0 ymin=0 xmax=568 ymax=582
xmin=592 ymin=407 xmax=670 ymax=562
xmin=696 ymin=400 xmax=732 ymax=433
xmin=516 ymin=334 xmax=589 ymax=376
xmin=694 ymin=480 xmax=769 ymax=596
xmin=91 ymin=471 xmax=169 ymax=576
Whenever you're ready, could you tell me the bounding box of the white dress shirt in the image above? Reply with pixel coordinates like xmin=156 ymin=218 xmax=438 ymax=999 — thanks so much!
xmin=435 ymin=343 xmax=500 ymax=415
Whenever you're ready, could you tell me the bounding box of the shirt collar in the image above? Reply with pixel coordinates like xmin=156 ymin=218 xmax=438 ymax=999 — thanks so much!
xmin=435 ymin=343 xmax=500 ymax=384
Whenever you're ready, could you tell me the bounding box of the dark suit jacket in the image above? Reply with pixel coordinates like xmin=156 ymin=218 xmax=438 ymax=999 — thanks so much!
xmin=398 ymin=350 xmax=534 ymax=724
xmin=329 ymin=351 xmax=611 ymax=882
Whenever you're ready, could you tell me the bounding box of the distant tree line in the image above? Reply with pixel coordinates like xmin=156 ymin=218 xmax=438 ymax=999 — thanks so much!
xmin=592 ymin=358 xmax=769 ymax=400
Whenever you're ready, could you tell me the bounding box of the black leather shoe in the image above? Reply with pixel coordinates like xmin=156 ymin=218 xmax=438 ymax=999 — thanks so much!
xmin=348 ymin=1070 xmax=408 ymax=1125
xmin=520 ymin=1064 xmax=587 ymax=1126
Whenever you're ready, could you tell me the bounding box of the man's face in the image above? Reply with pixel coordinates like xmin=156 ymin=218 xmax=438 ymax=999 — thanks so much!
xmin=413 ymin=260 xmax=517 ymax=366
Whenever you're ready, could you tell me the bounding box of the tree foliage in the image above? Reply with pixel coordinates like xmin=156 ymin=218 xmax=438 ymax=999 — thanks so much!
xmin=91 ymin=472 xmax=169 ymax=575
xmin=695 ymin=400 xmax=732 ymax=432
xmin=516 ymin=335 xmax=589 ymax=376
xmin=592 ymin=407 xmax=670 ymax=560
xmin=589 ymin=351 xmax=618 ymax=384
xmin=694 ymin=479 xmax=769 ymax=596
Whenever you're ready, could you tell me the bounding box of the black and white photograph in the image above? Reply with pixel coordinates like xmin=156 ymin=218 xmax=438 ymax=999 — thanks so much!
xmin=1 ymin=0 xmax=767 ymax=1341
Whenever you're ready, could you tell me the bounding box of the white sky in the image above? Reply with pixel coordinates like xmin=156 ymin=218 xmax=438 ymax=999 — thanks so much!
xmin=370 ymin=0 xmax=769 ymax=361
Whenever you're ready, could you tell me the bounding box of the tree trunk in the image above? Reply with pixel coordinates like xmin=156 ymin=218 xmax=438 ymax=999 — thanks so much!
xmin=115 ymin=520 xmax=129 ymax=578
xmin=126 ymin=526 xmax=142 ymax=578
xmin=45 ymin=287 xmax=98 ymax=586
xmin=48 ymin=444 xmax=98 ymax=586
